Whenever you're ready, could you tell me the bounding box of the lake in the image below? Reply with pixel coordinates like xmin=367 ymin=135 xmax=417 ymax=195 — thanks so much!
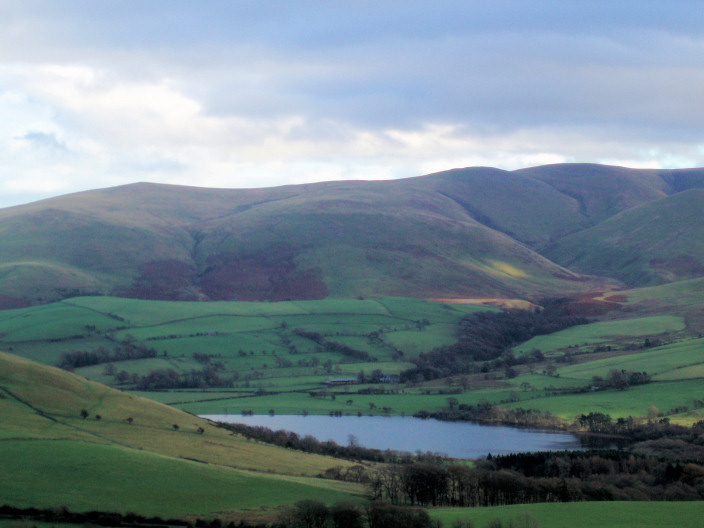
xmin=203 ymin=414 xmax=584 ymax=459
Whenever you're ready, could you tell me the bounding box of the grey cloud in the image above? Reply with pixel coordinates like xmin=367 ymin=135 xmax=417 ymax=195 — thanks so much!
xmin=2 ymin=0 xmax=704 ymax=202
xmin=194 ymin=23 xmax=704 ymax=142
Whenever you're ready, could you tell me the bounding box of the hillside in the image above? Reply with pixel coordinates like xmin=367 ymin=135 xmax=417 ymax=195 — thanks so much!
xmin=545 ymin=189 xmax=704 ymax=286
xmin=0 ymin=351 xmax=363 ymax=517
xmin=2 ymin=163 xmax=704 ymax=306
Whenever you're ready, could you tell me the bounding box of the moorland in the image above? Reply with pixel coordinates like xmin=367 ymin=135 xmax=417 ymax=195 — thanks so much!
xmin=2 ymin=163 xmax=704 ymax=527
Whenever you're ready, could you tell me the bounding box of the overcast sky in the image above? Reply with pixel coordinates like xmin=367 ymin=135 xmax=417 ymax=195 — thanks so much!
xmin=1 ymin=1 xmax=703 ymax=207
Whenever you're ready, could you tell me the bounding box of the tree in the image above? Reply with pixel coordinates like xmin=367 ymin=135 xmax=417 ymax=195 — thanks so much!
xmin=330 ymin=503 xmax=363 ymax=528
xmin=291 ymin=500 xmax=328 ymax=528
xmin=446 ymin=397 xmax=459 ymax=410
xmin=80 ymin=409 xmax=89 ymax=419
xmin=366 ymin=502 xmax=434 ymax=528
xmin=608 ymin=369 xmax=630 ymax=390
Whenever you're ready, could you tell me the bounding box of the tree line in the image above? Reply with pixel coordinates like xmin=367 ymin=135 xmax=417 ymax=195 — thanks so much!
xmin=413 ymin=403 xmax=564 ymax=430
xmin=368 ymin=449 xmax=704 ymax=507
xmin=293 ymin=328 xmax=376 ymax=362
xmin=273 ymin=500 xmax=435 ymax=528
xmin=401 ymin=301 xmax=586 ymax=382
xmin=135 ymin=366 xmax=238 ymax=390
xmin=59 ymin=340 xmax=158 ymax=369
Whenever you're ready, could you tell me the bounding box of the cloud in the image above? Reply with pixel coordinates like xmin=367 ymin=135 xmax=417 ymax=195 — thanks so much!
xmin=0 ymin=1 xmax=703 ymax=207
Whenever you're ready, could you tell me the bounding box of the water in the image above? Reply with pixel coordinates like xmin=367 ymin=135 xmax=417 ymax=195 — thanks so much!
xmin=203 ymin=414 xmax=583 ymax=459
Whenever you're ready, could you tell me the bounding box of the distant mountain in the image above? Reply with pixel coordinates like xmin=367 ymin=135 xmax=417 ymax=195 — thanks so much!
xmin=1 ymin=163 xmax=703 ymax=306
xmin=544 ymin=189 xmax=704 ymax=286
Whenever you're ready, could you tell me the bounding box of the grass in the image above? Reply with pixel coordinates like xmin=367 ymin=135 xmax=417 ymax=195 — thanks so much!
xmin=2 ymin=291 xmax=704 ymax=428
xmin=513 ymin=316 xmax=685 ymax=355
xmin=544 ymin=188 xmax=704 ymax=287
xmin=505 ymin=379 xmax=704 ymax=421
xmin=167 ymin=385 xmax=525 ymax=416
xmin=0 ymin=296 xmax=495 ymax=416
xmin=0 ymin=440 xmax=362 ymax=517
xmin=430 ymin=501 xmax=704 ymax=528
xmin=555 ymin=337 xmax=704 ymax=380
xmin=0 ymin=352 xmax=366 ymax=516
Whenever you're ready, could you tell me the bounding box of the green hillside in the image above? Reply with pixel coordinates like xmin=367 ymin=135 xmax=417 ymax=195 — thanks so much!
xmin=545 ymin=189 xmax=704 ymax=286
xmin=420 ymin=166 xmax=587 ymax=246
xmin=0 ymin=351 xmax=364 ymax=517
xmin=514 ymin=163 xmax=704 ymax=223
xmin=7 ymin=163 xmax=704 ymax=307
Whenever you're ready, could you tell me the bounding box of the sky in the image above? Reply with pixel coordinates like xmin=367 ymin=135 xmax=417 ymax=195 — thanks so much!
xmin=1 ymin=1 xmax=703 ymax=208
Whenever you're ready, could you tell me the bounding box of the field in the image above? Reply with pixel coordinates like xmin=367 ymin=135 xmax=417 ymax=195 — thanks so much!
xmin=2 ymin=292 xmax=704 ymax=427
xmin=0 ymin=352 xmax=365 ymax=519
xmin=513 ymin=316 xmax=686 ymax=355
xmin=0 ymin=440 xmax=361 ymax=517
xmin=430 ymin=501 xmax=704 ymax=528
xmin=0 ymin=296 xmax=493 ymax=412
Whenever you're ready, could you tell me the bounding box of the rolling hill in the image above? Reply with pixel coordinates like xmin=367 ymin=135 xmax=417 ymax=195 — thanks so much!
xmin=545 ymin=189 xmax=704 ymax=286
xmin=1 ymin=163 xmax=704 ymax=306
xmin=0 ymin=351 xmax=364 ymax=517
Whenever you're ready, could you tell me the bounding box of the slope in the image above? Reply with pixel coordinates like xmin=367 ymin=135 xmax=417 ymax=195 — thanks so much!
xmin=0 ymin=175 xmax=594 ymax=305
xmin=0 ymin=351 xmax=363 ymax=516
xmin=544 ymin=189 xmax=704 ymax=287
xmin=3 ymin=163 xmax=704 ymax=306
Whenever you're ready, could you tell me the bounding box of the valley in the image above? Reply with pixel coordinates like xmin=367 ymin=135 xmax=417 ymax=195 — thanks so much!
xmin=2 ymin=163 xmax=704 ymax=527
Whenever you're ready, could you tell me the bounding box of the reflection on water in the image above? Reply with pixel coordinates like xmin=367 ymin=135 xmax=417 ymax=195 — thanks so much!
xmin=203 ymin=414 xmax=584 ymax=459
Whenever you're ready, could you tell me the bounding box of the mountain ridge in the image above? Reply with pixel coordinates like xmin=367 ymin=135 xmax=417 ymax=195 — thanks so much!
xmin=2 ymin=163 xmax=703 ymax=306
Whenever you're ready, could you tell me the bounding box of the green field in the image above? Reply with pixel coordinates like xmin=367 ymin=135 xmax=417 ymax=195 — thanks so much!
xmin=555 ymin=337 xmax=704 ymax=380
xmin=514 ymin=316 xmax=686 ymax=355
xmin=2 ymin=293 xmax=704 ymax=426
xmin=0 ymin=296 xmax=496 ymax=414
xmin=0 ymin=440 xmax=361 ymax=517
xmin=0 ymin=352 xmax=365 ymax=518
xmin=505 ymin=379 xmax=704 ymax=421
xmin=430 ymin=501 xmax=704 ymax=528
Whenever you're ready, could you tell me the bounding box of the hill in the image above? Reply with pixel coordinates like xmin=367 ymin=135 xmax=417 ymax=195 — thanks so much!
xmin=545 ymin=189 xmax=704 ymax=286
xmin=0 ymin=351 xmax=364 ymax=518
xmin=2 ymin=163 xmax=704 ymax=306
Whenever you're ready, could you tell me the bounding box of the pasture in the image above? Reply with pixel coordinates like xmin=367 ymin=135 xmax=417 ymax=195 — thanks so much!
xmin=1 ymin=292 xmax=703 ymax=426
xmin=0 ymin=440 xmax=362 ymax=517
xmin=0 ymin=352 xmax=365 ymax=517
xmin=430 ymin=501 xmax=704 ymax=528
xmin=513 ymin=316 xmax=686 ymax=355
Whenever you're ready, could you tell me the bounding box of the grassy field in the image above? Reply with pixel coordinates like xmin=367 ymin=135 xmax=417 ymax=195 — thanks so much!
xmin=0 ymin=352 xmax=365 ymax=518
xmin=505 ymin=379 xmax=704 ymax=422
xmin=430 ymin=501 xmax=704 ymax=528
xmin=0 ymin=440 xmax=361 ymax=517
xmin=2 ymin=292 xmax=703 ymax=428
xmin=554 ymin=337 xmax=704 ymax=380
xmin=513 ymin=315 xmax=686 ymax=355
